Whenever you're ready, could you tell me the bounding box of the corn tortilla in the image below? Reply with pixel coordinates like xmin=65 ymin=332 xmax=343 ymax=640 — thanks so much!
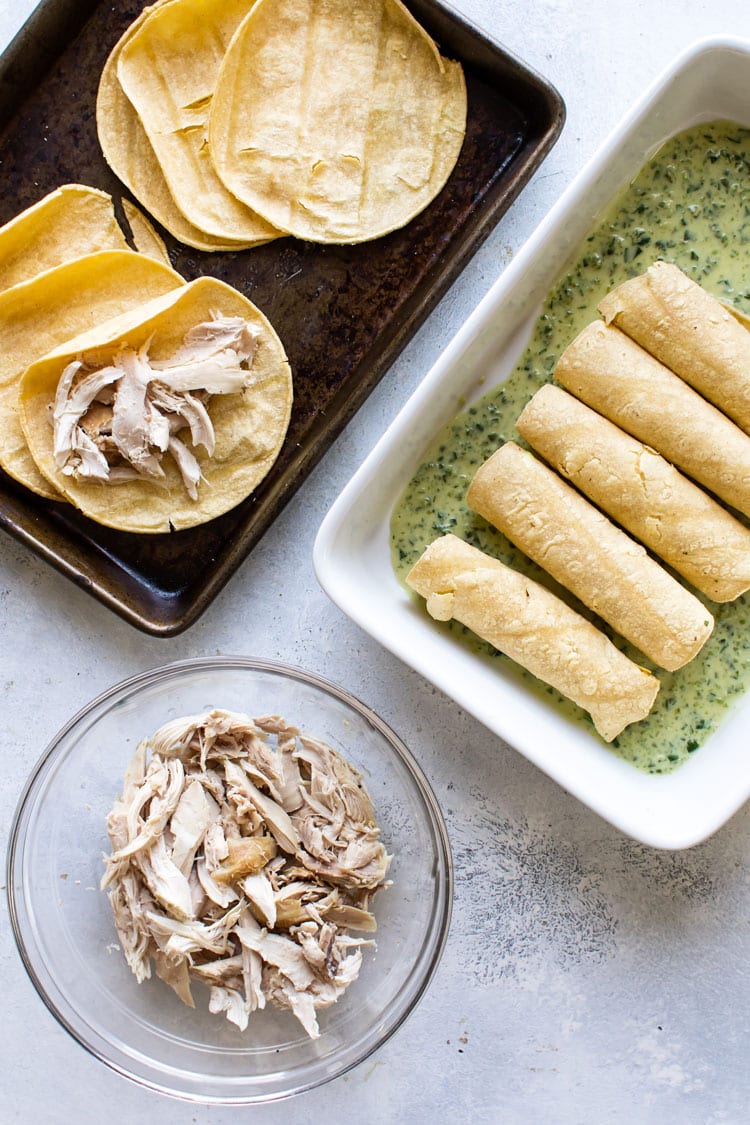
xmin=0 ymin=184 xmax=129 ymax=294
xmin=0 ymin=250 xmax=184 ymax=499
xmin=121 ymin=199 xmax=172 ymax=267
xmin=96 ymin=0 xmax=255 ymax=252
xmin=209 ymin=0 xmax=467 ymax=243
xmin=19 ymin=278 xmax=293 ymax=532
xmin=116 ymin=0 xmax=281 ymax=246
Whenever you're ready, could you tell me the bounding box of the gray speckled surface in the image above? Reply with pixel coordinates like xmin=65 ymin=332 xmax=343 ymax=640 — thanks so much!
xmin=1 ymin=1 xmax=750 ymax=1122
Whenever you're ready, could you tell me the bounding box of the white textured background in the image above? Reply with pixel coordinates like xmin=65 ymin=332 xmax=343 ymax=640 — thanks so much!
xmin=1 ymin=1 xmax=750 ymax=1122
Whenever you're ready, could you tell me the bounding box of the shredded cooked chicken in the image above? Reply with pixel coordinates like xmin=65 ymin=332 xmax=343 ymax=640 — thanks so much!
xmin=102 ymin=710 xmax=390 ymax=1038
xmin=53 ymin=316 xmax=260 ymax=499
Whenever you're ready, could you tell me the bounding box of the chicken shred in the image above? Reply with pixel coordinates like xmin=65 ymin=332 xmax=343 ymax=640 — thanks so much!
xmin=102 ymin=709 xmax=390 ymax=1038
xmin=53 ymin=315 xmax=260 ymax=499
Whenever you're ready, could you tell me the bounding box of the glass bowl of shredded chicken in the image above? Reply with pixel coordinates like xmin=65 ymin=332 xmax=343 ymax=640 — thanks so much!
xmin=7 ymin=657 xmax=452 ymax=1104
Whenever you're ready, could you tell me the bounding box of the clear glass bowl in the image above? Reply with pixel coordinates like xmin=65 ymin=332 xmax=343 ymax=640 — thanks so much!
xmin=7 ymin=656 xmax=452 ymax=1104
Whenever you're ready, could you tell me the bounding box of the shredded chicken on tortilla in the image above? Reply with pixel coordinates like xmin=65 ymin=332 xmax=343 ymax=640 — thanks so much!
xmin=53 ymin=316 xmax=259 ymax=499
xmin=101 ymin=710 xmax=390 ymax=1038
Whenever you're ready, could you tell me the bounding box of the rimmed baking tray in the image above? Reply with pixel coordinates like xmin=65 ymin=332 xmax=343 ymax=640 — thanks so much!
xmin=0 ymin=0 xmax=564 ymax=635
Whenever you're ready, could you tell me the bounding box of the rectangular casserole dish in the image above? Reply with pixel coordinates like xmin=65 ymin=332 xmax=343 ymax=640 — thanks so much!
xmin=314 ymin=37 xmax=750 ymax=849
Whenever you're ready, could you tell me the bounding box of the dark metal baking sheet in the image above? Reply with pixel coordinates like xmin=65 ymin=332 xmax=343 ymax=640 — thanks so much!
xmin=0 ymin=0 xmax=564 ymax=635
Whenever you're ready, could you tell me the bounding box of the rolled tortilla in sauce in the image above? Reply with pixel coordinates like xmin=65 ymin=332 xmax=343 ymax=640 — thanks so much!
xmin=517 ymin=384 xmax=750 ymax=603
xmin=466 ymin=442 xmax=713 ymax=671
xmin=555 ymin=320 xmax=750 ymax=518
xmin=599 ymin=262 xmax=750 ymax=433
xmin=406 ymin=534 xmax=659 ymax=742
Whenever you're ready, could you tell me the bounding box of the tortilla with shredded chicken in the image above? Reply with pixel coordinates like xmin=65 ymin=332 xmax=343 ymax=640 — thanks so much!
xmin=53 ymin=314 xmax=261 ymax=500
xmin=19 ymin=277 xmax=292 ymax=532
xmin=102 ymin=709 xmax=390 ymax=1038
xmin=0 ymin=249 xmax=184 ymax=500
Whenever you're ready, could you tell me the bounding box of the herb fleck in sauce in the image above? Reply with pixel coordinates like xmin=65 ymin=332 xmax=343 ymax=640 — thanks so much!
xmin=391 ymin=121 xmax=750 ymax=774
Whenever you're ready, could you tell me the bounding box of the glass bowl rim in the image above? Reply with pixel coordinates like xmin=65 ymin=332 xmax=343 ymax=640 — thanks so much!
xmin=7 ymin=654 xmax=454 ymax=1105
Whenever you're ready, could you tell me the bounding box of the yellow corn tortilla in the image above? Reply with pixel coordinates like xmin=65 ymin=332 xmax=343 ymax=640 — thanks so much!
xmin=96 ymin=0 xmax=255 ymax=252
xmin=0 ymin=184 xmax=129 ymax=294
xmin=121 ymin=199 xmax=172 ymax=267
xmin=116 ymin=0 xmax=281 ymax=246
xmin=19 ymin=277 xmax=293 ymax=532
xmin=0 ymin=250 xmax=184 ymax=499
xmin=209 ymin=0 xmax=467 ymax=243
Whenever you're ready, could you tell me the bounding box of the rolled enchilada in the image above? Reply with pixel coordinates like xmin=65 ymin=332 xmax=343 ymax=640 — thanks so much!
xmin=555 ymin=320 xmax=750 ymax=518
xmin=466 ymin=441 xmax=713 ymax=670
xmin=599 ymin=262 xmax=750 ymax=433
xmin=517 ymin=384 xmax=750 ymax=603
xmin=406 ymin=534 xmax=659 ymax=742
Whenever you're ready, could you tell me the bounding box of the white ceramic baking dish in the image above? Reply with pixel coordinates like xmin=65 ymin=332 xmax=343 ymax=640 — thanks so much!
xmin=314 ymin=36 xmax=750 ymax=849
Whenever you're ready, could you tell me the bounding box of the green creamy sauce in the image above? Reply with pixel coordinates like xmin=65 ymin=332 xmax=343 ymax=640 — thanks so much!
xmin=391 ymin=120 xmax=750 ymax=774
